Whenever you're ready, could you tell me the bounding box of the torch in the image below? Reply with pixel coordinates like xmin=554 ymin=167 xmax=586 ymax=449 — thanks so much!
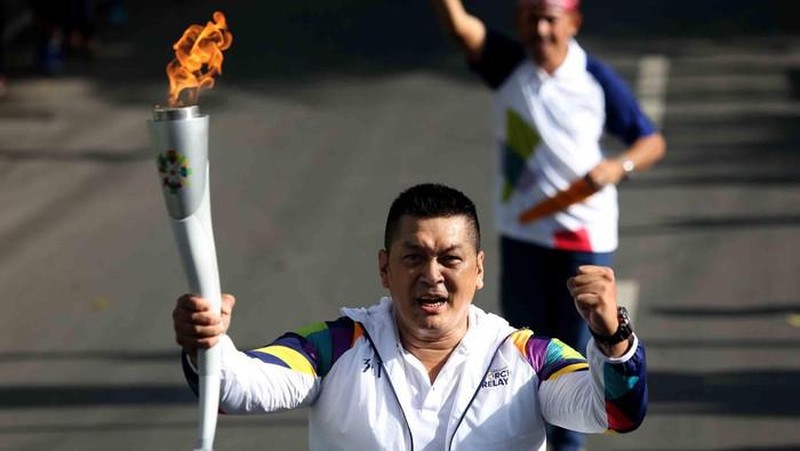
xmin=518 ymin=175 xmax=599 ymax=224
xmin=147 ymin=11 xmax=232 ymax=451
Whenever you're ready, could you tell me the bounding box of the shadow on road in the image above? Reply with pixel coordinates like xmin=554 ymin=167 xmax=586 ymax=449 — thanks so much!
xmin=580 ymin=0 xmax=800 ymax=39
xmin=652 ymin=303 xmax=800 ymax=317
xmin=650 ymin=369 xmax=800 ymax=417
xmin=642 ymin=447 xmax=800 ymax=451
xmin=645 ymin=338 xmax=800 ymax=349
xmin=620 ymin=215 xmax=800 ymax=237
xmin=0 ymin=384 xmax=194 ymax=408
xmin=4 ymin=0 xmax=800 ymax=107
xmin=0 ymin=416 xmax=305 ymax=435
xmin=0 ymin=349 xmax=177 ymax=363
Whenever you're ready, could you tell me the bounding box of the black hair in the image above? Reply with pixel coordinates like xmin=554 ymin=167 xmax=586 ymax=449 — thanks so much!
xmin=384 ymin=183 xmax=481 ymax=251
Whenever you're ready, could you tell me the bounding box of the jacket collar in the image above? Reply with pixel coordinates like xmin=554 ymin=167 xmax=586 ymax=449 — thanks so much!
xmin=341 ymin=297 xmax=515 ymax=363
xmin=341 ymin=298 xmax=518 ymax=443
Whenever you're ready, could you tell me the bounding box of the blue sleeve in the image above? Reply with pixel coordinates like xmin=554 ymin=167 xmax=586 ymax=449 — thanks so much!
xmin=468 ymin=29 xmax=526 ymax=90
xmin=586 ymin=56 xmax=657 ymax=145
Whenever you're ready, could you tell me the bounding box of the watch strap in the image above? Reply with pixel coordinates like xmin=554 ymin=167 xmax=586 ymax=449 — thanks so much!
xmin=590 ymin=306 xmax=633 ymax=346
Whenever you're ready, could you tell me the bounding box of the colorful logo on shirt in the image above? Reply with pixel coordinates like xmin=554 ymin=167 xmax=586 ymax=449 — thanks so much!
xmin=502 ymin=109 xmax=540 ymax=202
xmin=157 ymin=149 xmax=192 ymax=194
xmin=481 ymin=366 xmax=510 ymax=388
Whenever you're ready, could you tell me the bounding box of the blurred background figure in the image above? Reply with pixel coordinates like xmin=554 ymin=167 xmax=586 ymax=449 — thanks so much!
xmin=28 ymin=0 xmax=97 ymax=75
xmin=64 ymin=0 xmax=97 ymax=59
xmin=28 ymin=0 xmax=67 ymax=75
xmin=430 ymin=0 xmax=666 ymax=449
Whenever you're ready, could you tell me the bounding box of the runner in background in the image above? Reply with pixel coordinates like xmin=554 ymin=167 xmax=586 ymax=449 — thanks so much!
xmin=429 ymin=1 xmax=665 ymax=449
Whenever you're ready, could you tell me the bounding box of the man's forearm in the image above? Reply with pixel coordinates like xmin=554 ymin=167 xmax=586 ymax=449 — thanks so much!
xmin=619 ymin=132 xmax=666 ymax=174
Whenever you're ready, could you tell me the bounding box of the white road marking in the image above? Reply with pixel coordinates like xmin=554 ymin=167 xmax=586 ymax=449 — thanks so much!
xmin=617 ymin=279 xmax=640 ymax=322
xmin=616 ymin=55 xmax=669 ymax=325
xmin=636 ymin=54 xmax=670 ymax=127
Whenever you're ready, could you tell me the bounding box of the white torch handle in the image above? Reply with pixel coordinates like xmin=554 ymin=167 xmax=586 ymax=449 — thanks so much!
xmin=148 ymin=107 xmax=221 ymax=450
xmin=169 ymin=169 xmax=222 ymax=451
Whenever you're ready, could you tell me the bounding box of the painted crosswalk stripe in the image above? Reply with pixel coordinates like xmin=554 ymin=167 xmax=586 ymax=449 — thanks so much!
xmin=636 ymin=54 xmax=670 ymax=127
xmin=617 ymin=279 xmax=640 ymax=322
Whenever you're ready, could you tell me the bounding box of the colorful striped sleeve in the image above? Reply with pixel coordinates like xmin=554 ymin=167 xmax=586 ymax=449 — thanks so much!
xmin=511 ymin=329 xmax=589 ymax=384
xmin=512 ymin=329 xmax=647 ymax=433
xmin=243 ymin=316 xmax=363 ymax=378
xmin=599 ymin=343 xmax=648 ymax=433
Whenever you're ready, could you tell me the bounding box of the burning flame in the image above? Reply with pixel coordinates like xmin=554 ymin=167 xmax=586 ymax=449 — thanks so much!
xmin=166 ymin=11 xmax=233 ymax=107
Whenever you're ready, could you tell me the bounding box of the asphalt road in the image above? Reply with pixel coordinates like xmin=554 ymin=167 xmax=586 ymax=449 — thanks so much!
xmin=0 ymin=1 xmax=798 ymax=450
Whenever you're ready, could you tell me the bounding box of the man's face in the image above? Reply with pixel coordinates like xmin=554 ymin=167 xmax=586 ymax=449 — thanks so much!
xmin=379 ymin=215 xmax=484 ymax=342
xmin=516 ymin=2 xmax=581 ymax=69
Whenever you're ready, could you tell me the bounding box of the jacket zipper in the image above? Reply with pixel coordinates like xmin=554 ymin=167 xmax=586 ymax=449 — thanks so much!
xmin=362 ymin=329 xmax=415 ymax=451
xmin=447 ymin=331 xmax=517 ymax=450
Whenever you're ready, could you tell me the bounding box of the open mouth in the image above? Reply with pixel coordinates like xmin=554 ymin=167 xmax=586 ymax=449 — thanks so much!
xmin=417 ymin=296 xmax=448 ymax=313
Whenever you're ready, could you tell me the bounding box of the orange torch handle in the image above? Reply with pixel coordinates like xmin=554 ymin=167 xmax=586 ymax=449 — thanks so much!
xmin=518 ymin=176 xmax=599 ymax=224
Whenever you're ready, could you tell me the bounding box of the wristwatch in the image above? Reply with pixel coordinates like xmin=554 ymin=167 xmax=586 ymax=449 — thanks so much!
xmin=591 ymin=306 xmax=633 ymax=346
xmin=621 ymin=158 xmax=635 ymax=178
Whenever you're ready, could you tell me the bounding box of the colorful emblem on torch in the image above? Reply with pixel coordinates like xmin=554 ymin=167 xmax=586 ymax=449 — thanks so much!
xmin=158 ymin=149 xmax=192 ymax=193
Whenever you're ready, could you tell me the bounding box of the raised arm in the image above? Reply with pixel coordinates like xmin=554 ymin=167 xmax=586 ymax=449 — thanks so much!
xmin=568 ymin=265 xmax=631 ymax=357
xmin=430 ymin=0 xmax=487 ymax=62
xmin=520 ymin=266 xmax=647 ymax=433
xmin=533 ymin=333 xmax=648 ymax=434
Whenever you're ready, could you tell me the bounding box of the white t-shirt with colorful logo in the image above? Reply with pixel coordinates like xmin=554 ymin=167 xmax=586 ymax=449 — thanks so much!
xmin=471 ymin=33 xmax=657 ymax=252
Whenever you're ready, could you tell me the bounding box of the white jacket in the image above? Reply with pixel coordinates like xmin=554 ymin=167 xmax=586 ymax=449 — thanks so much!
xmin=183 ymin=298 xmax=647 ymax=450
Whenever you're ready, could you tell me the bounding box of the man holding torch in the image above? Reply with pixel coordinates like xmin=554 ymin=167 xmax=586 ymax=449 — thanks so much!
xmin=173 ymin=183 xmax=648 ymax=450
xmin=428 ymin=2 xmax=665 ymax=449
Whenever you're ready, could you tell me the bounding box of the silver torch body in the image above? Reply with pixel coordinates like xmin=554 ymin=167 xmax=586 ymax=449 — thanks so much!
xmin=148 ymin=105 xmax=221 ymax=451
